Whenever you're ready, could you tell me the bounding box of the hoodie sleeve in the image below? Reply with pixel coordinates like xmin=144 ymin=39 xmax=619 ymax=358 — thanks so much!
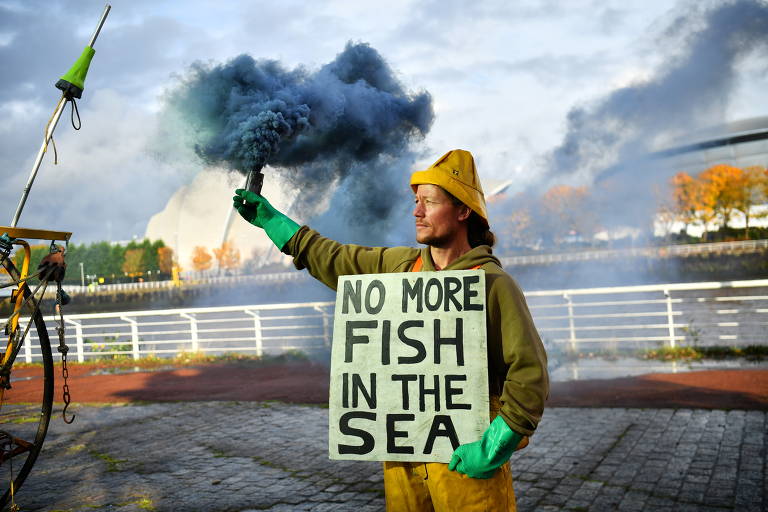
xmin=283 ymin=226 xmax=419 ymax=290
xmin=486 ymin=271 xmax=549 ymax=437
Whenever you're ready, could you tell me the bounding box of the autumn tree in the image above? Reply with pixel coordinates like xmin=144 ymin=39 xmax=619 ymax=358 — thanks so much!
xmin=541 ymin=185 xmax=598 ymax=245
xmin=671 ymin=172 xmax=708 ymax=234
xmin=699 ymin=164 xmax=743 ymax=230
xmin=653 ymin=183 xmax=679 ymax=241
xmin=213 ymin=240 xmax=241 ymax=274
xmin=732 ymin=166 xmax=768 ymax=235
xmin=191 ymin=246 xmax=213 ymax=273
xmin=503 ymin=207 xmax=538 ymax=250
xmin=122 ymin=248 xmax=145 ymax=277
xmin=157 ymin=246 xmax=174 ymax=275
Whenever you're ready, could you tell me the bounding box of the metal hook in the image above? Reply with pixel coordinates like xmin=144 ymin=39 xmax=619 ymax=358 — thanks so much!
xmin=62 ymin=396 xmax=75 ymax=424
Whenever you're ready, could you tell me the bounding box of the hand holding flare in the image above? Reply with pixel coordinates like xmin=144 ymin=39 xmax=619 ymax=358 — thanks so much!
xmin=232 ymin=189 xmax=300 ymax=251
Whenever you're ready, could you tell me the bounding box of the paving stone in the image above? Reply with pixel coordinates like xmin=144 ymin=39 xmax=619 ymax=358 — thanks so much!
xmin=6 ymin=404 xmax=766 ymax=512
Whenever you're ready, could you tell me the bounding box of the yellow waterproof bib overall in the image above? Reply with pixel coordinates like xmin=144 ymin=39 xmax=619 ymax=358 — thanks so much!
xmin=382 ymin=257 xmax=518 ymax=512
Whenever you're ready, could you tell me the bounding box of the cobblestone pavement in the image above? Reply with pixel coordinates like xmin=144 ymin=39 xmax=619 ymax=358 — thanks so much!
xmin=5 ymin=403 xmax=766 ymax=511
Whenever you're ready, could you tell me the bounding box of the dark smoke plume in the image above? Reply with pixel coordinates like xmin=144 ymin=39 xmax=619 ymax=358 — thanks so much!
xmin=549 ymin=0 xmax=768 ymax=180
xmin=162 ymin=42 xmax=433 ymax=244
xmin=535 ymin=0 xmax=768 ymax=233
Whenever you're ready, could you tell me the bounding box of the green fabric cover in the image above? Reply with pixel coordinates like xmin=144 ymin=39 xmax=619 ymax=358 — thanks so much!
xmin=59 ymin=46 xmax=96 ymax=92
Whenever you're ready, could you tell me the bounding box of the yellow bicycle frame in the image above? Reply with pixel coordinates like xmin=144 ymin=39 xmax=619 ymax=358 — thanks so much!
xmin=1 ymin=240 xmax=31 ymax=403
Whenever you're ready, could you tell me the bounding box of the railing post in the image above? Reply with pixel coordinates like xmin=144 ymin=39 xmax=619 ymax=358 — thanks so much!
xmin=322 ymin=311 xmax=331 ymax=348
xmin=564 ymin=293 xmax=577 ymax=353
xmin=179 ymin=313 xmax=199 ymax=353
xmin=64 ymin=318 xmax=84 ymax=362
xmin=314 ymin=305 xmax=331 ymax=348
xmin=245 ymin=310 xmax=263 ymax=357
xmin=664 ymin=289 xmax=676 ymax=348
xmin=23 ymin=323 xmax=32 ymax=363
xmin=120 ymin=316 xmax=141 ymax=360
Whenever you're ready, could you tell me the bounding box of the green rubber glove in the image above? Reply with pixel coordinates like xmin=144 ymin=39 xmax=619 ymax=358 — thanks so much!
xmin=448 ymin=416 xmax=523 ymax=479
xmin=233 ymin=189 xmax=300 ymax=250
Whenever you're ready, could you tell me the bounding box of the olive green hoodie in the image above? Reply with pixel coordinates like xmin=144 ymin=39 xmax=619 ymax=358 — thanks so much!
xmin=285 ymin=226 xmax=549 ymax=437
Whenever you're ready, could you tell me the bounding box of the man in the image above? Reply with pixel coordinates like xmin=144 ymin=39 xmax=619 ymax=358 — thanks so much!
xmin=233 ymin=149 xmax=548 ymax=511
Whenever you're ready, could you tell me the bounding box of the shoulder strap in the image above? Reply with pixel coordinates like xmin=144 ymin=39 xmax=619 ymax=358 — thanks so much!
xmin=410 ymin=255 xmax=423 ymax=272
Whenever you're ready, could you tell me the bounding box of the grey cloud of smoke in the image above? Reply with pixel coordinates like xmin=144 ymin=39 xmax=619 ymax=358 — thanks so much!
xmin=519 ymin=0 xmax=768 ymax=234
xmin=160 ymin=42 xmax=434 ymax=245
xmin=547 ymin=0 xmax=768 ymax=182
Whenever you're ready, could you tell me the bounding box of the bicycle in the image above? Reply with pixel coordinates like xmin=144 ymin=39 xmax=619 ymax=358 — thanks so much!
xmin=0 ymin=228 xmax=72 ymax=510
xmin=0 ymin=6 xmax=110 ymax=510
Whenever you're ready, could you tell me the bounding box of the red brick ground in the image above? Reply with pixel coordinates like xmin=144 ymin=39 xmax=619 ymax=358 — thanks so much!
xmin=5 ymin=363 xmax=767 ymax=410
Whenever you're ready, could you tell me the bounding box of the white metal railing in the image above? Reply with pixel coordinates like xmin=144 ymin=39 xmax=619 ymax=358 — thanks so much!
xmin=60 ymin=271 xmax=308 ymax=295
xmin=499 ymin=239 xmax=768 ymax=266
xmin=52 ymin=239 xmax=768 ymax=295
xmin=526 ymin=279 xmax=768 ymax=352
xmin=15 ymin=279 xmax=768 ymax=363
xmin=19 ymin=302 xmax=334 ymax=363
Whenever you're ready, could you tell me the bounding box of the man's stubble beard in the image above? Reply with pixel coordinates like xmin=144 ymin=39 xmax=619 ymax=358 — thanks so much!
xmin=416 ymin=231 xmax=453 ymax=249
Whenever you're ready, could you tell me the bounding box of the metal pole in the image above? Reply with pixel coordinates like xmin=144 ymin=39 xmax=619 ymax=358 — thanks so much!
xmin=564 ymin=293 xmax=577 ymax=353
xmin=11 ymin=96 xmax=67 ymax=227
xmin=88 ymin=5 xmax=112 ymax=48
xmin=80 ymin=262 xmax=85 ymax=287
xmin=245 ymin=310 xmax=263 ymax=357
xmin=664 ymin=289 xmax=676 ymax=348
xmin=10 ymin=5 xmax=111 ymax=227
xmin=180 ymin=313 xmax=198 ymax=353
xmin=121 ymin=316 xmax=141 ymax=360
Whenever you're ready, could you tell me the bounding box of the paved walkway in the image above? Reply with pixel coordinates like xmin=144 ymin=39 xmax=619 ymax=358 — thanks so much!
xmin=5 ymin=403 xmax=766 ymax=511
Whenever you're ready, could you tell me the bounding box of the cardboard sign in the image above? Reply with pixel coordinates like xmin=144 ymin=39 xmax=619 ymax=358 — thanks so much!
xmin=329 ymin=270 xmax=489 ymax=462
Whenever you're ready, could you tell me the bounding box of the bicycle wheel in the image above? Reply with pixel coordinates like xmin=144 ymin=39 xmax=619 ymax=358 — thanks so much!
xmin=0 ymin=257 xmax=54 ymax=509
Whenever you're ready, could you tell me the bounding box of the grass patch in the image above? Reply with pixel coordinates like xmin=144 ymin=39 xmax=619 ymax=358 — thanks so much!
xmin=640 ymin=345 xmax=768 ymax=361
xmin=89 ymin=449 xmax=128 ymax=472
xmin=131 ymin=495 xmax=156 ymax=511
xmin=6 ymin=414 xmax=39 ymax=424
xmin=14 ymin=350 xmax=313 ymax=370
xmin=66 ymin=443 xmax=86 ymax=454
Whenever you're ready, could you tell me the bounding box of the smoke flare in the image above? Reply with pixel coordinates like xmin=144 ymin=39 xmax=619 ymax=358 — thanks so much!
xmin=162 ymin=42 xmax=433 ymax=244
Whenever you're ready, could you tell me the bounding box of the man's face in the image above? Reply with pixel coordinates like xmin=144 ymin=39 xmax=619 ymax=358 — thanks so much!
xmin=413 ymin=184 xmax=470 ymax=247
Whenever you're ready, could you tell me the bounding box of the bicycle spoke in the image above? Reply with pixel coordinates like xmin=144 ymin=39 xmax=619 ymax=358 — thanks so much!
xmin=0 ymin=433 xmax=34 ymax=465
xmin=0 ymin=259 xmax=54 ymax=509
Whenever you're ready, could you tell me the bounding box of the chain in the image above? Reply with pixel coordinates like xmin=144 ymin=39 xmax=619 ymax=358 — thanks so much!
xmin=55 ymin=282 xmax=74 ymax=424
xmin=0 ymin=431 xmax=18 ymax=511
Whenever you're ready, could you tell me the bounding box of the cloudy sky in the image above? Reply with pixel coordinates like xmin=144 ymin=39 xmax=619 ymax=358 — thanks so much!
xmin=1 ymin=0 xmax=766 ymax=244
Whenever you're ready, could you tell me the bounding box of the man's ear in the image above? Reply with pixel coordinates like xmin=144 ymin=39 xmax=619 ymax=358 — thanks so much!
xmin=458 ymin=205 xmax=472 ymax=222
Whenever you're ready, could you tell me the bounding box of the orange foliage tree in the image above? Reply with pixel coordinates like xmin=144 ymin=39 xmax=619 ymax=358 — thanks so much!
xmin=504 ymin=207 xmax=537 ymax=249
xmin=669 ymin=165 xmax=768 ymax=239
xmin=732 ymin=166 xmax=768 ymax=234
xmin=699 ymin=164 xmax=744 ymax=229
xmin=541 ymin=185 xmax=598 ymax=245
xmin=122 ymin=248 xmax=144 ymax=276
xmin=157 ymin=246 xmax=174 ymax=275
xmin=191 ymin=246 xmax=213 ymax=273
xmin=671 ymin=172 xmax=708 ymax=233
xmin=213 ymin=240 xmax=241 ymax=273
